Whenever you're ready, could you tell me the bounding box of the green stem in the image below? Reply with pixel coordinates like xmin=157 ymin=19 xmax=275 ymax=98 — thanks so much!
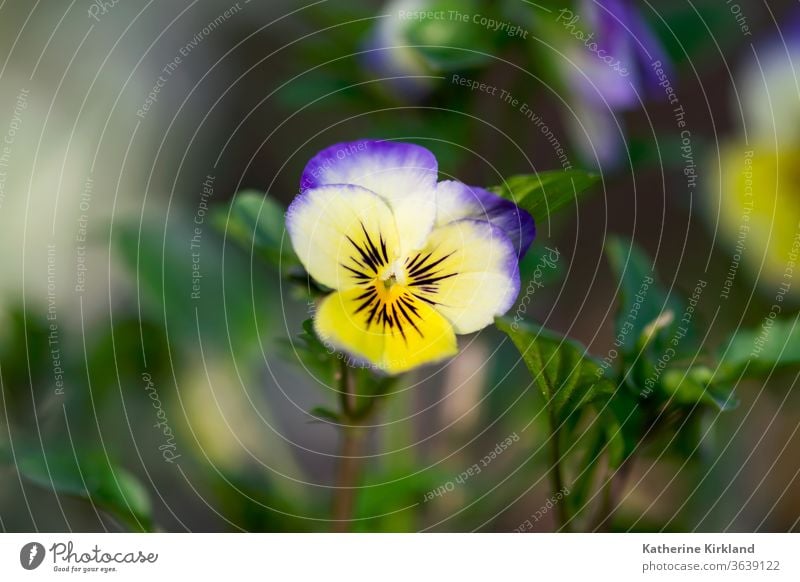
xmin=331 ymin=361 xmax=362 ymax=532
xmin=549 ymin=415 xmax=571 ymax=532
xmin=331 ymin=424 xmax=363 ymax=532
xmin=593 ymin=455 xmax=633 ymax=532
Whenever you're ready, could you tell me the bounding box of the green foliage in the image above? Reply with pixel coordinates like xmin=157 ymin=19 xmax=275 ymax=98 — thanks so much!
xmin=661 ymin=366 xmax=738 ymax=412
xmin=1 ymin=442 xmax=153 ymax=531
xmin=354 ymin=465 xmax=454 ymax=533
xmin=282 ymin=319 xmax=398 ymax=420
xmin=495 ymin=317 xmax=614 ymax=426
xmin=604 ymin=235 xmax=680 ymax=356
xmin=496 ymin=237 xmax=748 ymax=528
xmin=603 ymin=237 xmax=736 ymax=421
xmin=115 ymin=218 xmax=274 ymax=359
xmin=211 ymin=191 xmax=298 ymax=268
xmin=282 ymin=319 xmax=337 ymax=386
xmin=718 ymin=315 xmax=800 ymax=380
xmin=489 ymin=170 xmax=600 ymax=221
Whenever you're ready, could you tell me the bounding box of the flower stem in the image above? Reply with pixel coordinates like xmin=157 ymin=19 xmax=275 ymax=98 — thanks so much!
xmin=331 ymin=360 xmax=362 ymax=532
xmin=331 ymin=424 xmax=363 ymax=532
xmin=548 ymin=415 xmax=571 ymax=532
xmin=593 ymin=455 xmax=633 ymax=532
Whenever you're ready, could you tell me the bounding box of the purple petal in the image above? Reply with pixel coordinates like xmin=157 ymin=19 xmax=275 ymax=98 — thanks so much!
xmin=300 ymin=139 xmax=438 ymax=194
xmin=301 ymin=139 xmax=439 ymax=254
xmin=623 ymin=1 xmax=672 ymax=94
xmin=436 ymin=180 xmax=535 ymax=258
xmin=566 ymin=0 xmax=671 ymax=107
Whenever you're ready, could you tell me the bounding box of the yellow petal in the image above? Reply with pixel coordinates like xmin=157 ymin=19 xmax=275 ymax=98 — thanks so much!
xmin=314 ymin=286 xmax=457 ymax=374
xmin=407 ymin=219 xmax=520 ymax=334
xmin=286 ymin=184 xmax=401 ymax=290
xmin=713 ymin=145 xmax=800 ymax=290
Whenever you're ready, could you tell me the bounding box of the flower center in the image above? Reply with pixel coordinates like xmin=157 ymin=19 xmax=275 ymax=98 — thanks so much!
xmin=379 ymin=258 xmax=408 ymax=290
xmin=342 ymin=222 xmax=458 ymax=338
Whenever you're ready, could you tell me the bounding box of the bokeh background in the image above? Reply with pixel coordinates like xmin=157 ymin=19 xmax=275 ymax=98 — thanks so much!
xmin=1 ymin=0 xmax=799 ymax=532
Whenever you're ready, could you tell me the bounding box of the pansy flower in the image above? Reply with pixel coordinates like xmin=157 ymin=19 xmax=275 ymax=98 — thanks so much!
xmin=287 ymin=140 xmax=534 ymax=374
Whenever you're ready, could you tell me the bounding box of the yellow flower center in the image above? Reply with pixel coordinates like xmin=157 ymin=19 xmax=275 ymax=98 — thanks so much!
xmin=343 ymin=222 xmax=457 ymax=338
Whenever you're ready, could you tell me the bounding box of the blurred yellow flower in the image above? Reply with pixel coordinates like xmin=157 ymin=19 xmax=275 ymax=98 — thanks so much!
xmin=710 ymin=38 xmax=800 ymax=297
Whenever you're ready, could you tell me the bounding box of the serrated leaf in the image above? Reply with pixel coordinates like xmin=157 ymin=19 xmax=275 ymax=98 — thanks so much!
xmin=489 ymin=170 xmax=600 ymax=221
xmin=495 ymin=317 xmax=615 ymax=425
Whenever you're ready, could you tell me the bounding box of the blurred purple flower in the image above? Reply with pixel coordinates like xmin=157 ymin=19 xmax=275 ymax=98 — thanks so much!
xmin=552 ymin=0 xmax=670 ymax=167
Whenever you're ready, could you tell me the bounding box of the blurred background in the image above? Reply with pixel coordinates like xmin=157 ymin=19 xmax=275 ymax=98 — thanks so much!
xmin=1 ymin=0 xmax=799 ymax=532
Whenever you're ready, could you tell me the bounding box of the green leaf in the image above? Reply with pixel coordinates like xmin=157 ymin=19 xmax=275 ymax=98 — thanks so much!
xmin=495 ymin=317 xmax=615 ymax=425
xmin=280 ymin=319 xmax=337 ymax=386
xmin=661 ymin=366 xmax=739 ymax=412
xmin=309 ymin=407 xmax=341 ymax=423
xmin=718 ymin=315 xmax=800 ymax=380
xmin=603 ymin=389 xmax=644 ymax=467
xmin=604 ymin=236 xmax=682 ymax=356
xmin=517 ymin=244 xmax=563 ymax=291
xmin=211 ymin=191 xmax=298 ymax=267
xmin=9 ymin=443 xmax=153 ymax=531
xmin=489 ymin=170 xmax=600 ymax=221
xmin=115 ymin=218 xmax=274 ymax=359
xmin=354 ymin=464 xmax=455 ymax=532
